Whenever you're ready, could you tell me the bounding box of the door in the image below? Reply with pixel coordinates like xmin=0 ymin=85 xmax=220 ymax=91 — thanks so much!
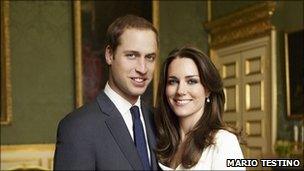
xmin=212 ymin=36 xmax=272 ymax=158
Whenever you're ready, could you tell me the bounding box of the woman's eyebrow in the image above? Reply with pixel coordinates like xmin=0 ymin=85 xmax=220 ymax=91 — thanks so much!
xmin=185 ymin=75 xmax=199 ymax=78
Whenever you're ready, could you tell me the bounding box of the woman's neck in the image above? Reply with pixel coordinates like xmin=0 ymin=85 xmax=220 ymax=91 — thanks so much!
xmin=178 ymin=107 xmax=204 ymax=139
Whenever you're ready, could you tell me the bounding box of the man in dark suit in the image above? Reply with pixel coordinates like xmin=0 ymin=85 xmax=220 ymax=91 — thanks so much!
xmin=54 ymin=15 xmax=159 ymax=170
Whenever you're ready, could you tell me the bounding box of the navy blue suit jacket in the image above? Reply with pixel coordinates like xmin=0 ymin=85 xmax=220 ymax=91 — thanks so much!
xmin=54 ymin=92 xmax=158 ymax=170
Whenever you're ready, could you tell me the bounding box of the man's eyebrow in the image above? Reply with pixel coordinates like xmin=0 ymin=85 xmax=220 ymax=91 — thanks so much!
xmin=145 ymin=52 xmax=156 ymax=56
xmin=123 ymin=51 xmax=156 ymax=56
xmin=123 ymin=50 xmax=140 ymax=55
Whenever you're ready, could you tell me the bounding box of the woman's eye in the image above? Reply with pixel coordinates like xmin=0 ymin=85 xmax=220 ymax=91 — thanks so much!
xmin=167 ymin=79 xmax=178 ymax=85
xmin=188 ymin=79 xmax=198 ymax=85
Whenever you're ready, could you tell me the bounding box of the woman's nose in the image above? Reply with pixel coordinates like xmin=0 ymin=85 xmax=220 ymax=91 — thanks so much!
xmin=176 ymin=82 xmax=187 ymax=95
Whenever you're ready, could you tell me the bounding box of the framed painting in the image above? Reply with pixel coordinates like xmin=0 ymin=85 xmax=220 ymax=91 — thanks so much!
xmin=1 ymin=0 xmax=12 ymax=125
xmin=284 ymin=28 xmax=304 ymax=119
xmin=73 ymin=1 xmax=159 ymax=108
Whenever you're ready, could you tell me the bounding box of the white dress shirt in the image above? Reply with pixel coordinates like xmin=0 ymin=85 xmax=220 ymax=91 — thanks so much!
xmin=158 ymin=130 xmax=245 ymax=170
xmin=104 ymin=83 xmax=151 ymax=163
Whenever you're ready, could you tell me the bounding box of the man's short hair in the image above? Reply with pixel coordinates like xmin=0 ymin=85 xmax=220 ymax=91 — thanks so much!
xmin=105 ymin=14 xmax=159 ymax=53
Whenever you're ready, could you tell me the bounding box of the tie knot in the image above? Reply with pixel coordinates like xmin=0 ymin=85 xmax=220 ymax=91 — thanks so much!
xmin=130 ymin=106 xmax=140 ymax=119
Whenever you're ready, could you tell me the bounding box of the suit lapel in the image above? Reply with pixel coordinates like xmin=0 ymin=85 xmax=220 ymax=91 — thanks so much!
xmin=141 ymin=103 xmax=158 ymax=170
xmin=97 ymin=92 xmax=143 ymax=170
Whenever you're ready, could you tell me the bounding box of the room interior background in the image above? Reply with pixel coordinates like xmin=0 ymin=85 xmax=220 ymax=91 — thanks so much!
xmin=1 ymin=0 xmax=303 ymax=170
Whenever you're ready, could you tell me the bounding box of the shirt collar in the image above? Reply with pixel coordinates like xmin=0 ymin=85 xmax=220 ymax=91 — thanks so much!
xmin=104 ymin=82 xmax=141 ymax=115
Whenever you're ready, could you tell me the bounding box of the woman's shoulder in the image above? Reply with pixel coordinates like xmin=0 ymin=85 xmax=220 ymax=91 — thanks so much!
xmin=212 ymin=129 xmax=244 ymax=159
xmin=214 ymin=129 xmax=239 ymax=145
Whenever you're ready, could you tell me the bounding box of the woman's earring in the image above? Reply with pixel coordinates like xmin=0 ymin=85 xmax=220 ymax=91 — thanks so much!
xmin=206 ymin=97 xmax=210 ymax=103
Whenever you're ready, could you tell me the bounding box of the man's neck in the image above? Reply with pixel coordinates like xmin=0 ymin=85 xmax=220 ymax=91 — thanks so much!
xmin=107 ymin=82 xmax=139 ymax=105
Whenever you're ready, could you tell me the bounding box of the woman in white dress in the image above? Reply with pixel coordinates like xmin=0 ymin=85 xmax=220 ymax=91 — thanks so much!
xmin=155 ymin=46 xmax=245 ymax=170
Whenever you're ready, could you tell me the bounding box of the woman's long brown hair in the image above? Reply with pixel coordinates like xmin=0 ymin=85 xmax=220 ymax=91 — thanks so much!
xmin=155 ymin=46 xmax=235 ymax=168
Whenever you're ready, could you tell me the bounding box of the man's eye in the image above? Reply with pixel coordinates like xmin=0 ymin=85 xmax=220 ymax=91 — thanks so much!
xmin=146 ymin=55 xmax=155 ymax=62
xmin=188 ymin=79 xmax=198 ymax=85
xmin=126 ymin=54 xmax=136 ymax=59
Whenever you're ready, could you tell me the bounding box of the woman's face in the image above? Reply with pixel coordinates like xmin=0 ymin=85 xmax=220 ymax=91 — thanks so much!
xmin=166 ymin=57 xmax=208 ymax=121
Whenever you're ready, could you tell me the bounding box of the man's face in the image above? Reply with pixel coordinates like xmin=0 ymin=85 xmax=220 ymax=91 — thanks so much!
xmin=105 ymin=28 xmax=158 ymax=104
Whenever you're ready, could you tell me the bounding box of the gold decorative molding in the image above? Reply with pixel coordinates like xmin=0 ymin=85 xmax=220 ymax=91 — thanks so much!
xmin=1 ymin=0 xmax=12 ymax=125
xmin=1 ymin=144 xmax=55 ymax=170
xmin=73 ymin=1 xmax=83 ymax=108
xmin=270 ymin=30 xmax=277 ymax=153
xmin=152 ymin=0 xmax=160 ymax=107
xmin=1 ymin=144 xmax=55 ymax=151
xmin=204 ymin=1 xmax=276 ymax=49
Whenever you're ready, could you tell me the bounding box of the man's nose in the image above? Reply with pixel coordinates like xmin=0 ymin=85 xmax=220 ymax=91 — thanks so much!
xmin=135 ymin=57 xmax=148 ymax=74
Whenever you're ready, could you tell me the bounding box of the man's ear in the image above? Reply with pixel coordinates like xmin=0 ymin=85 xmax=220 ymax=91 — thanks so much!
xmin=105 ymin=45 xmax=114 ymax=65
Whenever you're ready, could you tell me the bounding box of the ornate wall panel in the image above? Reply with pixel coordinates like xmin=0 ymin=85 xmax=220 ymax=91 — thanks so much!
xmin=204 ymin=1 xmax=276 ymax=48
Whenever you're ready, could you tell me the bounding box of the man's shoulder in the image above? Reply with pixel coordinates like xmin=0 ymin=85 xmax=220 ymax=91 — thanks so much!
xmin=55 ymin=95 xmax=116 ymax=140
xmin=59 ymin=99 xmax=105 ymax=129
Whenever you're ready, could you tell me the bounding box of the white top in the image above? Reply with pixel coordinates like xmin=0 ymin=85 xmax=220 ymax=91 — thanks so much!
xmin=104 ymin=82 xmax=151 ymax=163
xmin=158 ymin=130 xmax=245 ymax=170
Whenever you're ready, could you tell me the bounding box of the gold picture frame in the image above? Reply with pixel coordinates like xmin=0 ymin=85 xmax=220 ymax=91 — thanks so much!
xmin=73 ymin=1 xmax=159 ymax=108
xmin=73 ymin=1 xmax=83 ymax=108
xmin=1 ymin=0 xmax=12 ymax=125
xmin=284 ymin=28 xmax=304 ymax=119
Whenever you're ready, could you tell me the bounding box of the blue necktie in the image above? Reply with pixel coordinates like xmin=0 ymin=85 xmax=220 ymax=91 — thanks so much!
xmin=130 ymin=106 xmax=151 ymax=170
